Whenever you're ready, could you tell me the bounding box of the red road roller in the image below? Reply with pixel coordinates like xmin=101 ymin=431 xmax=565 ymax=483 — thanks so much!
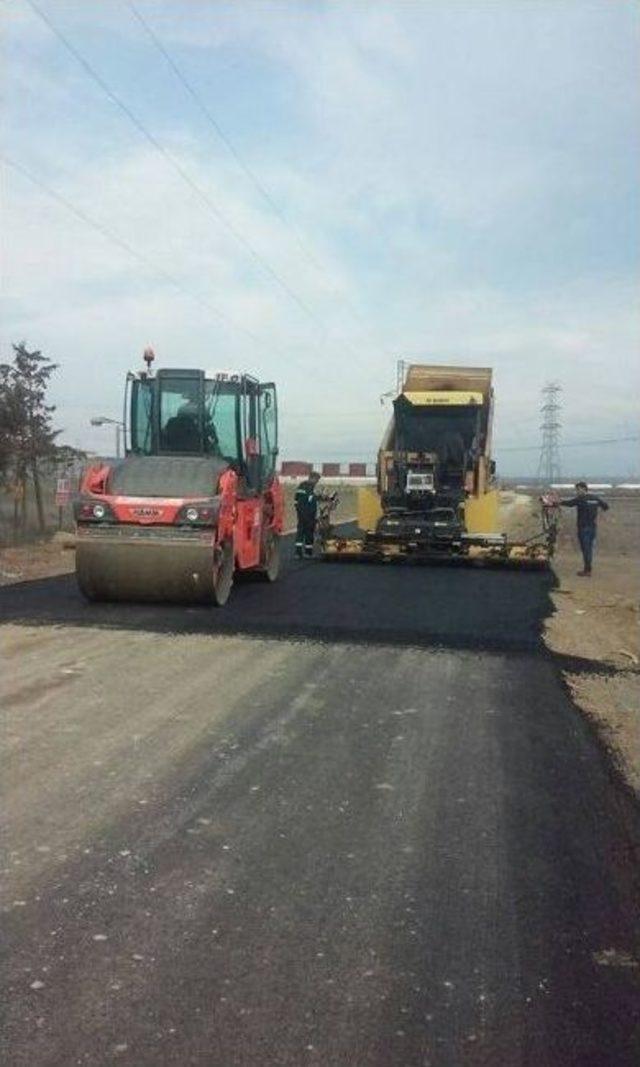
xmin=75 ymin=351 xmax=283 ymax=605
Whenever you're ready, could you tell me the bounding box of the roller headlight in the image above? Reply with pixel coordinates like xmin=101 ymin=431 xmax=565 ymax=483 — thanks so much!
xmin=175 ymin=498 xmax=220 ymax=527
xmin=74 ymin=498 xmax=116 ymax=523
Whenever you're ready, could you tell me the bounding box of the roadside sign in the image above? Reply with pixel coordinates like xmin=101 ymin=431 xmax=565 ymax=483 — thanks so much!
xmin=55 ymin=477 xmax=72 ymax=507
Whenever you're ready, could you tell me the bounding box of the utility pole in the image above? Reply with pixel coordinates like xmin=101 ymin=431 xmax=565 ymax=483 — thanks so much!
xmin=537 ymin=382 xmax=562 ymax=484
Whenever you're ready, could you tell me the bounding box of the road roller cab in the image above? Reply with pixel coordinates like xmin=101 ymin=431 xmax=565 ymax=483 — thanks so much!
xmin=75 ymin=356 xmax=283 ymax=605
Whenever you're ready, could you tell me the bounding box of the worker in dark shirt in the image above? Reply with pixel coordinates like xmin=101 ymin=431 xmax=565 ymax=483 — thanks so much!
xmin=559 ymin=481 xmax=609 ymax=576
xmin=294 ymin=471 xmax=321 ymax=558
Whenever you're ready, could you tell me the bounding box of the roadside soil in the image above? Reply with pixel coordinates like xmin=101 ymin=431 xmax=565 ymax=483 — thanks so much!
xmin=501 ymin=491 xmax=640 ymax=794
xmin=0 ymin=533 xmax=76 ymax=585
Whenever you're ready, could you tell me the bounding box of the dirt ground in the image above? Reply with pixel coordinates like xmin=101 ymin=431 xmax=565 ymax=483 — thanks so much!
xmin=502 ymin=490 xmax=640 ymax=794
xmin=0 ymin=532 xmax=76 ymax=585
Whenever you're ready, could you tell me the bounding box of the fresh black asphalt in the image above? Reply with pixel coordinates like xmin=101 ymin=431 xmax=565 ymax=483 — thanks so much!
xmin=2 ymin=539 xmax=639 ymax=1065
xmin=0 ymin=542 xmax=556 ymax=652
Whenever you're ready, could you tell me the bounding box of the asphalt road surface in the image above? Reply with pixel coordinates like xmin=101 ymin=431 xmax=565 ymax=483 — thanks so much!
xmin=2 ymin=540 xmax=640 ymax=1066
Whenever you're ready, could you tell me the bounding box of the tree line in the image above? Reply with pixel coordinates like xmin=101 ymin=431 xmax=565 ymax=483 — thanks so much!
xmin=0 ymin=342 xmax=84 ymax=535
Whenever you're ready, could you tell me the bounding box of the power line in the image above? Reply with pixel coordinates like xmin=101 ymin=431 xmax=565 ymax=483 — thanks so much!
xmin=500 ymin=434 xmax=639 ymax=453
xmin=292 ymin=436 xmax=639 ymax=450
xmin=124 ymin=0 xmax=393 ymax=363
xmin=125 ymin=1 xmax=323 ymax=268
xmin=23 ymin=0 xmax=353 ymax=343
xmin=283 ymin=407 xmax=638 ymax=448
xmin=285 ymin=409 xmax=638 ymax=447
xmin=1 ymin=153 xmax=263 ymax=344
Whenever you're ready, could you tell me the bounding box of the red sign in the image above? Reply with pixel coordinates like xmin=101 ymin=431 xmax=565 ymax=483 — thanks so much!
xmin=55 ymin=477 xmax=72 ymax=506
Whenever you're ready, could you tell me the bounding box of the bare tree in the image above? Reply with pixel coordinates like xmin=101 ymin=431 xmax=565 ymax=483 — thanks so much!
xmin=0 ymin=343 xmax=60 ymax=534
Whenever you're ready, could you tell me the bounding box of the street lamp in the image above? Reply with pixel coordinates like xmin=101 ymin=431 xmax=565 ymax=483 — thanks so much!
xmin=90 ymin=416 xmax=125 ymax=458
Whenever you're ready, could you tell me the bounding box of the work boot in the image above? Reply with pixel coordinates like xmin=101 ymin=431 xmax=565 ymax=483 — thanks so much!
xmin=577 ymin=569 xmax=592 ymax=577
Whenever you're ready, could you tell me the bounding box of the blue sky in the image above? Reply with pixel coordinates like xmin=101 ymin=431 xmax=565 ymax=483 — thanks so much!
xmin=2 ymin=0 xmax=639 ymax=475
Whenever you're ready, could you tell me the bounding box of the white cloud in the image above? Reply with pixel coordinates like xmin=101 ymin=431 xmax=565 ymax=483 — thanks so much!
xmin=1 ymin=0 xmax=638 ymax=472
